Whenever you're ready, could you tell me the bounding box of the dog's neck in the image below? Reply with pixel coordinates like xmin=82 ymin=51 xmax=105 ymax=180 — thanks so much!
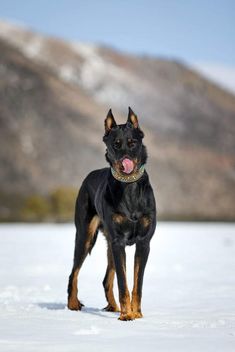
xmin=111 ymin=164 xmax=145 ymax=183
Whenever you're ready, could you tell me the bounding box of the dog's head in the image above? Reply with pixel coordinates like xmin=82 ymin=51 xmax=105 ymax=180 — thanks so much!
xmin=103 ymin=107 xmax=147 ymax=175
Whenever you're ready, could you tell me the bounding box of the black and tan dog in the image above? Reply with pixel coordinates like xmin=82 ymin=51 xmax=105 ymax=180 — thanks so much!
xmin=67 ymin=107 xmax=156 ymax=320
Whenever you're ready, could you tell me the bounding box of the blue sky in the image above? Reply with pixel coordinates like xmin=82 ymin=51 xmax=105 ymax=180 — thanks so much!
xmin=0 ymin=0 xmax=235 ymax=91
xmin=0 ymin=0 xmax=234 ymax=64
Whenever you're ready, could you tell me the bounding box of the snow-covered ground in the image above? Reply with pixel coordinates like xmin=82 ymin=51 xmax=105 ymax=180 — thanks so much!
xmin=0 ymin=223 xmax=234 ymax=351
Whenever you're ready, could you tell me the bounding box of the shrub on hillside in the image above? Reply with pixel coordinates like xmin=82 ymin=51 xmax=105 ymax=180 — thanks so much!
xmin=50 ymin=187 xmax=77 ymax=222
xmin=21 ymin=195 xmax=51 ymax=222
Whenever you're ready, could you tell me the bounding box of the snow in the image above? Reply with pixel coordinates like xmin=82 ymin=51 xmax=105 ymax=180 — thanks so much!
xmin=0 ymin=20 xmax=44 ymax=60
xmin=59 ymin=65 xmax=79 ymax=85
xmin=0 ymin=223 xmax=234 ymax=351
xmin=21 ymin=37 xmax=43 ymax=60
xmin=71 ymin=41 xmax=147 ymax=108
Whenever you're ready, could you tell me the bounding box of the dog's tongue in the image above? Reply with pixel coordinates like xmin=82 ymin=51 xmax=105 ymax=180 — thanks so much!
xmin=122 ymin=158 xmax=134 ymax=174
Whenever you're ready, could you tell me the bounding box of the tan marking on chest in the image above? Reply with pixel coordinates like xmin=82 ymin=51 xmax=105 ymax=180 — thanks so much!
xmin=141 ymin=216 xmax=151 ymax=228
xmin=112 ymin=213 xmax=127 ymax=224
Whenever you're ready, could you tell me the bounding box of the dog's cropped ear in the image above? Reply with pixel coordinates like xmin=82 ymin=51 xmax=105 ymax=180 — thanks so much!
xmin=127 ymin=107 xmax=139 ymax=128
xmin=127 ymin=107 xmax=144 ymax=138
xmin=104 ymin=108 xmax=117 ymax=134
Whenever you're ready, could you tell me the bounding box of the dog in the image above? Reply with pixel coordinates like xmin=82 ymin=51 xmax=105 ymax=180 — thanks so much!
xmin=67 ymin=107 xmax=156 ymax=320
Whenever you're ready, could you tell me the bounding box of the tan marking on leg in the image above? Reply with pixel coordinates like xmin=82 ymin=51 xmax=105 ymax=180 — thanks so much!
xmin=88 ymin=215 xmax=100 ymax=237
xmin=131 ymin=259 xmax=143 ymax=319
xmin=68 ymin=217 xmax=100 ymax=311
xmin=119 ymin=291 xmax=133 ymax=321
xmin=103 ymin=242 xmax=119 ymax=312
xmin=85 ymin=215 xmax=100 ymax=251
xmin=119 ymin=259 xmax=134 ymax=321
xmin=68 ymin=268 xmax=83 ymax=310
xmin=103 ymin=267 xmax=120 ymax=312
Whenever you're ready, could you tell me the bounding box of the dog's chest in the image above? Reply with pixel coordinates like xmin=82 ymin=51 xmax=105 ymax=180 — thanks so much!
xmin=113 ymin=215 xmax=149 ymax=246
xmin=113 ymin=184 xmax=150 ymax=245
xmin=118 ymin=183 xmax=145 ymax=218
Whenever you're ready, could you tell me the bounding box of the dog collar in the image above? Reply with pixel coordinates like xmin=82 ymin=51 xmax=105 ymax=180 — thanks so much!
xmin=111 ymin=164 xmax=145 ymax=183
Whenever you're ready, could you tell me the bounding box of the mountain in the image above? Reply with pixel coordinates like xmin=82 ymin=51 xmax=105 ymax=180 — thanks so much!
xmin=0 ymin=20 xmax=235 ymax=221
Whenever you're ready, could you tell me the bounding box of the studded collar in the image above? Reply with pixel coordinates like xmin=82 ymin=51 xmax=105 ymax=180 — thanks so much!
xmin=111 ymin=164 xmax=145 ymax=183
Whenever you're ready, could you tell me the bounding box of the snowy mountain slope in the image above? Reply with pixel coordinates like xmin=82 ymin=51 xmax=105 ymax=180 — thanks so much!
xmin=1 ymin=19 xmax=235 ymax=145
xmin=0 ymin=20 xmax=235 ymax=220
xmin=0 ymin=223 xmax=234 ymax=351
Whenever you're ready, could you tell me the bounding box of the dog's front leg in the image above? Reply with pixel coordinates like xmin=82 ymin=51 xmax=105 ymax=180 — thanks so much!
xmin=111 ymin=242 xmax=134 ymax=321
xmin=131 ymin=241 xmax=150 ymax=318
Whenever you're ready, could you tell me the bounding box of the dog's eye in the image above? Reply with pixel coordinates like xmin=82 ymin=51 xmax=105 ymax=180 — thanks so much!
xmin=127 ymin=139 xmax=137 ymax=148
xmin=114 ymin=139 xmax=122 ymax=149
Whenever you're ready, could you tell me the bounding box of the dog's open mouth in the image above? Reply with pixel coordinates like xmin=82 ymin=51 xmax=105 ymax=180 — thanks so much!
xmin=121 ymin=158 xmax=134 ymax=174
xmin=112 ymin=157 xmax=137 ymax=175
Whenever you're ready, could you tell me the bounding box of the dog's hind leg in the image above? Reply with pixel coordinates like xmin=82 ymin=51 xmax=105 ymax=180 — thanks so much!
xmin=67 ymin=261 xmax=83 ymax=311
xmin=67 ymin=232 xmax=89 ymax=310
xmin=102 ymin=242 xmax=120 ymax=312
xmin=67 ymin=186 xmax=100 ymax=311
xmin=68 ymin=215 xmax=100 ymax=310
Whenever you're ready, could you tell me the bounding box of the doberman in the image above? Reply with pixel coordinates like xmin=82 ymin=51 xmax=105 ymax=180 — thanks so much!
xmin=67 ymin=107 xmax=156 ymax=320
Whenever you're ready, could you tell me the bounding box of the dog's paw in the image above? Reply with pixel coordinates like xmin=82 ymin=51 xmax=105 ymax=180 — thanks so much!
xmin=67 ymin=298 xmax=84 ymax=311
xmin=103 ymin=304 xmax=120 ymax=312
xmin=118 ymin=312 xmax=135 ymax=321
xmin=132 ymin=311 xmax=143 ymax=319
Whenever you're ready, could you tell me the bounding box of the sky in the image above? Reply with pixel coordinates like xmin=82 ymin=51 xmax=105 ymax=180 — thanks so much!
xmin=0 ymin=0 xmax=235 ymax=92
